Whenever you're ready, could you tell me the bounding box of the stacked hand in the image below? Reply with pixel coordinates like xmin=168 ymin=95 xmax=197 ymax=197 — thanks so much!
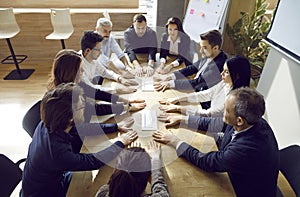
xmin=157 ymin=113 xmax=183 ymax=127
xmin=153 ymin=81 xmax=170 ymax=92
xmin=120 ymin=70 xmax=135 ymax=79
xmin=128 ymin=102 xmax=147 ymax=112
xmin=119 ymin=77 xmax=139 ymax=86
xmin=146 ymin=141 xmax=161 ymax=159
xmin=156 ymin=64 xmax=173 ymax=74
xmin=129 ymin=99 xmax=145 ymax=103
xmin=159 ymin=97 xmax=180 ymax=105
xmin=144 ymin=66 xmax=154 ymax=77
xmin=118 ymin=130 xmax=138 ymax=146
xmin=117 ymin=117 xmax=134 ymax=132
xmin=159 ymin=104 xmax=181 ymax=113
xmin=152 ymin=130 xmax=180 ymax=147
xmin=153 ymin=74 xmax=172 ymax=82
xmin=134 ymin=67 xmax=144 ymax=77
xmin=116 ymin=85 xmax=137 ymax=94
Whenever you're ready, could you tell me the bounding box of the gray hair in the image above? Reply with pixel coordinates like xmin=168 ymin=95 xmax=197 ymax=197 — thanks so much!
xmin=230 ymin=87 xmax=265 ymax=125
xmin=96 ymin=17 xmax=113 ymax=28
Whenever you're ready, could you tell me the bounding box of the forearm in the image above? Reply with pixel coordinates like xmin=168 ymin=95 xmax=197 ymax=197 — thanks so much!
xmin=107 ymin=61 xmax=121 ymax=75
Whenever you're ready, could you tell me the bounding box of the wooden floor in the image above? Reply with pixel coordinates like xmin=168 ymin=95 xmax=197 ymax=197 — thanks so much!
xmin=0 ymin=60 xmax=51 ymax=196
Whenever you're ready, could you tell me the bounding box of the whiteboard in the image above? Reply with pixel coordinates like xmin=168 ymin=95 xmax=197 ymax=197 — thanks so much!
xmin=266 ymin=0 xmax=300 ymax=62
xmin=183 ymin=0 xmax=229 ymax=42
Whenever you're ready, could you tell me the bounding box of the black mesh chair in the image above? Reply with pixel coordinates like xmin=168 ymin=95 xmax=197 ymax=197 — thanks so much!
xmin=0 ymin=154 xmax=26 ymax=197
xmin=22 ymin=100 xmax=41 ymax=137
xmin=279 ymin=144 xmax=300 ymax=196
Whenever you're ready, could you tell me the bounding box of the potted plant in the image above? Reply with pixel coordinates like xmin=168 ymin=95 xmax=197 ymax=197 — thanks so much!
xmin=226 ymin=0 xmax=272 ymax=83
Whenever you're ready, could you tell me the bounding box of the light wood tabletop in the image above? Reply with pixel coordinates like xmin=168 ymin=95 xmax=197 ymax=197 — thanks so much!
xmin=67 ymin=67 xmax=236 ymax=196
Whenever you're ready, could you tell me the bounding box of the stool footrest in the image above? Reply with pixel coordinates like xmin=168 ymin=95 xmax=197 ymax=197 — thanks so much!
xmin=1 ymin=55 xmax=27 ymax=64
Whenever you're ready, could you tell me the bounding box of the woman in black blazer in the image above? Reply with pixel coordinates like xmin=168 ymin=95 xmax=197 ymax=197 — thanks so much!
xmin=157 ymin=17 xmax=192 ymax=74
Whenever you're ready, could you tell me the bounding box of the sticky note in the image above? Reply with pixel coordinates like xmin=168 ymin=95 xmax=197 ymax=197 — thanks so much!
xmin=204 ymin=0 xmax=209 ymax=3
xmin=190 ymin=9 xmax=195 ymax=15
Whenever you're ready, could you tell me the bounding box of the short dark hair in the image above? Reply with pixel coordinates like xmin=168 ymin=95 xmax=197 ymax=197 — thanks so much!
xmin=133 ymin=14 xmax=147 ymax=23
xmin=230 ymin=87 xmax=265 ymax=125
xmin=200 ymin=29 xmax=222 ymax=48
xmin=41 ymin=83 xmax=83 ymax=133
xmin=80 ymin=30 xmax=103 ymax=52
xmin=108 ymin=147 xmax=151 ymax=197
xmin=165 ymin=17 xmax=184 ymax=33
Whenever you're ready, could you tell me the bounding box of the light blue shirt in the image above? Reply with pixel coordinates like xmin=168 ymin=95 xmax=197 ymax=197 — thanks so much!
xmin=97 ymin=35 xmax=125 ymax=67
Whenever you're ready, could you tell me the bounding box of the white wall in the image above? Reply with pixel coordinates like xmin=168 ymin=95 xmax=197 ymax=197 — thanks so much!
xmin=257 ymin=47 xmax=300 ymax=149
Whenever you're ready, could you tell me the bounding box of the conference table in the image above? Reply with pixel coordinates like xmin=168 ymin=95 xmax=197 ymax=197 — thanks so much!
xmin=67 ymin=60 xmax=235 ymax=197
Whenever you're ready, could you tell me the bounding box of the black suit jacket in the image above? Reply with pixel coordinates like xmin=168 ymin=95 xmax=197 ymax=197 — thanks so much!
xmin=159 ymin=32 xmax=192 ymax=66
xmin=173 ymin=51 xmax=227 ymax=92
xmin=179 ymin=117 xmax=279 ymax=197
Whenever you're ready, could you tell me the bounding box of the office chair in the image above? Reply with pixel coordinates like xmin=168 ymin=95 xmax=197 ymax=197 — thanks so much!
xmin=22 ymin=100 xmax=41 ymax=137
xmin=45 ymin=8 xmax=74 ymax=49
xmin=279 ymin=144 xmax=300 ymax=196
xmin=0 ymin=8 xmax=34 ymax=80
xmin=0 ymin=154 xmax=26 ymax=197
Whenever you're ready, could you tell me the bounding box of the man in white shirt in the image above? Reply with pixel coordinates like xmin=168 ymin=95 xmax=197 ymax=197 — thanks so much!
xmin=95 ymin=18 xmax=135 ymax=79
xmin=80 ymin=31 xmax=138 ymax=94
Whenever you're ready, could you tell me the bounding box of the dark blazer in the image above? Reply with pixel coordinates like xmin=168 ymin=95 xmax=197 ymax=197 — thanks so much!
xmin=173 ymin=51 xmax=227 ymax=92
xmin=124 ymin=26 xmax=157 ymax=62
xmin=179 ymin=117 xmax=279 ymax=197
xmin=159 ymin=32 xmax=192 ymax=66
xmin=22 ymin=122 xmax=124 ymax=197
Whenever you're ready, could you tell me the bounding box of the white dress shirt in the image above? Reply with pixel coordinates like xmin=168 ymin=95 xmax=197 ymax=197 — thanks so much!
xmin=186 ymin=81 xmax=231 ymax=117
xmin=79 ymin=50 xmax=120 ymax=92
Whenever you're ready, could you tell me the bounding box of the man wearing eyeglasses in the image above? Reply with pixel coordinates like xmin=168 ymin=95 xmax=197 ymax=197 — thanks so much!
xmin=79 ymin=30 xmax=138 ymax=94
xmin=124 ymin=14 xmax=158 ymax=77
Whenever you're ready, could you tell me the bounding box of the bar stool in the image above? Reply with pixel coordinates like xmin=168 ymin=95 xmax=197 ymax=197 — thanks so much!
xmin=45 ymin=8 xmax=74 ymax=49
xmin=0 ymin=8 xmax=34 ymax=80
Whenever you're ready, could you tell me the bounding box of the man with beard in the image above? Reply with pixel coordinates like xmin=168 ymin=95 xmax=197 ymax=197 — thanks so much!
xmin=124 ymin=14 xmax=158 ymax=77
xmin=95 ymin=17 xmax=135 ymax=79
xmin=153 ymin=29 xmax=227 ymax=109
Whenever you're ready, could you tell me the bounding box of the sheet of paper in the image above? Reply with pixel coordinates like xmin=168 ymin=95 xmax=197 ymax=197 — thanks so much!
xmin=141 ymin=110 xmax=158 ymax=131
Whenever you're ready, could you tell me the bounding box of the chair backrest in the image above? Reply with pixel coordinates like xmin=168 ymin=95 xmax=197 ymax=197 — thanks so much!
xmin=50 ymin=8 xmax=74 ymax=34
xmin=0 ymin=154 xmax=23 ymax=197
xmin=22 ymin=100 xmax=42 ymax=137
xmin=0 ymin=8 xmax=20 ymax=38
xmin=279 ymin=144 xmax=300 ymax=196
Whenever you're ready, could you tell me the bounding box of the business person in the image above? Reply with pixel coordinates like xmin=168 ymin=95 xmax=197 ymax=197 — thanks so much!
xmin=124 ymin=14 xmax=158 ymax=77
xmin=153 ymin=87 xmax=279 ymax=197
xmin=95 ymin=141 xmax=169 ymax=197
xmin=95 ymin=17 xmax=134 ymax=79
xmin=48 ymin=49 xmax=146 ymax=122
xmin=156 ymin=17 xmax=192 ymax=74
xmin=79 ymin=31 xmax=138 ymax=93
xmin=158 ymin=56 xmax=251 ymax=123
xmin=21 ymin=83 xmax=138 ymax=197
xmin=154 ymin=30 xmax=227 ymax=110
